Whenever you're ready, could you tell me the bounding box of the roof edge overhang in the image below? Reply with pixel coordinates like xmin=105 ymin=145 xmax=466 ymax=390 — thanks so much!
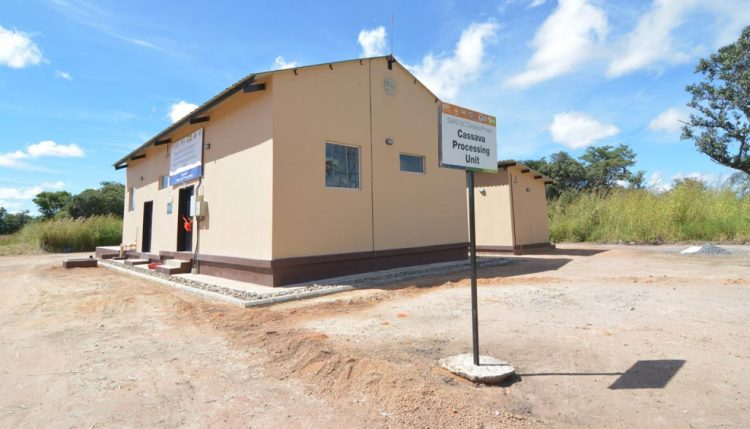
xmin=113 ymin=55 xmax=398 ymax=169
xmin=498 ymin=159 xmax=554 ymax=184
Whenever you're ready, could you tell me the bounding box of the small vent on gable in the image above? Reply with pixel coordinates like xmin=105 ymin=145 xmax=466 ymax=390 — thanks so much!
xmin=384 ymin=77 xmax=396 ymax=96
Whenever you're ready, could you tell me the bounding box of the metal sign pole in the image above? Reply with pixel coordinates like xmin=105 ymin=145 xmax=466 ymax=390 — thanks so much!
xmin=467 ymin=170 xmax=479 ymax=366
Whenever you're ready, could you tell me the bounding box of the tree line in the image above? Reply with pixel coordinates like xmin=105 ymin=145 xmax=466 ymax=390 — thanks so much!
xmin=523 ymin=144 xmax=645 ymax=200
xmin=0 ymin=182 xmax=124 ymax=235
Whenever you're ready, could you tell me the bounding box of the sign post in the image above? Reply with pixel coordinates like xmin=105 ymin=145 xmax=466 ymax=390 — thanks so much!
xmin=438 ymin=102 xmax=497 ymax=366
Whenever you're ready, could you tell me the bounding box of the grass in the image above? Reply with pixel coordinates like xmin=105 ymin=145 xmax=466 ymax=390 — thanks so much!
xmin=0 ymin=234 xmax=41 ymax=256
xmin=548 ymin=182 xmax=750 ymax=243
xmin=0 ymin=215 xmax=122 ymax=255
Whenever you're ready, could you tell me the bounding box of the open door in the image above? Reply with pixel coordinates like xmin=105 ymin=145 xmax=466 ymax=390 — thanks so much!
xmin=177 ymin=186 xmax=194 ymax=252
xmin=142 ymin=201 xmax=153 ymax=253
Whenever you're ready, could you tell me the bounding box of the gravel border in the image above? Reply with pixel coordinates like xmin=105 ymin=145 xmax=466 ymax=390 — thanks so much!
xmin=100 ymin=256 xmax=511 ymax=307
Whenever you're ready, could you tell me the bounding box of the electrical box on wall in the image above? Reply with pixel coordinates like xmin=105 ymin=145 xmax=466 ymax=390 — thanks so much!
xmin=191 ymin=196 xmax=207 ymax=219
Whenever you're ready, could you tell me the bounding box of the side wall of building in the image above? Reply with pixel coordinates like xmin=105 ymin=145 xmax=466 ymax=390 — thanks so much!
xmin=270 ymin=58 xmax=468 ymax=261
xmin=508 ymin=165 xmax=550 ymax=246
xmin=271 ymin=60 xmax=374 ymax=258
xmin=122 ymin=83 xmax=274 ymax=260
xmin=474 ymin=169 xmax=514 ymax=249
xmin=369 ymin=61 xmax=468 ymax=251
xmin=123 ymin=144 xmax=174 ymax=254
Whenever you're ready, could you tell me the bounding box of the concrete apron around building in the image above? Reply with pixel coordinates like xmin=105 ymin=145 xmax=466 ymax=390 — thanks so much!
xmin=99 ymin=255 xmax=510 ymax=308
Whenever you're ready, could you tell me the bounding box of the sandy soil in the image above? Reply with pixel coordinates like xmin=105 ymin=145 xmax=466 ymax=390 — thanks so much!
xmin=0 ymin=244 xmax=748 ymax=428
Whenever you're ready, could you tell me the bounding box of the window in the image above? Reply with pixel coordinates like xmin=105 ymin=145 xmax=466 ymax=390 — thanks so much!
xmin=400 ymin=154 xmax=425 ymax=173
xmin=127 ymin=188 xmax=135 ymax=211
xmin=159 ymin=175 xmax=169 ymax=190
xmin=325 ymin=143 xmax=360 ymax=189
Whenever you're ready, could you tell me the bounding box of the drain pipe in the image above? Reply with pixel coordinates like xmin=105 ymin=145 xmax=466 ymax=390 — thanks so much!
xmin=192 ymin=137 xmax=207 ymax=274
xmin=192 ymin=177 xmax=202 ymax=274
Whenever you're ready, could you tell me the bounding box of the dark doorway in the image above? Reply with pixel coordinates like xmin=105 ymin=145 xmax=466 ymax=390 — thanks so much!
xmin=177 ymin=186 xmax=194 ymax=252
xmin=142 ymin=201 xmax=153 ymax=253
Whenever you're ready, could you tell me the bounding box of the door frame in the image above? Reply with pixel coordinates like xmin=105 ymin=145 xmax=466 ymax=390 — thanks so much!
xmin=177 ymin=185 xmax=194 ymax=252
xmin=141 ymin=201 xmax=153 ymax=253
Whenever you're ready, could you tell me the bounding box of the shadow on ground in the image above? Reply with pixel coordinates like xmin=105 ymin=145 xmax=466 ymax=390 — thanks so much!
xmin=504 ymin=359 xmax=685 ymax=390
xmin=517 ymin=247 xmax=609 ymax=257
xmin=373 ymin=256 xmax=575 ymax=292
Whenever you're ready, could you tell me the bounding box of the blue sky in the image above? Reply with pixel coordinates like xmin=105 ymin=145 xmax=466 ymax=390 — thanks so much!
xmin=2 ymin=0 xmax=749 ymax=213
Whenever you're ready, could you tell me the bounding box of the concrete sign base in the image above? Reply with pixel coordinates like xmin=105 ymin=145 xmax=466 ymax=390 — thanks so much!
xmin=439 ymin=354 xmax=515 ymax=384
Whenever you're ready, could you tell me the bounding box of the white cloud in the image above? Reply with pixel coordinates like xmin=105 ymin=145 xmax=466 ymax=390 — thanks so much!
xmin=0 ymin=181 xmax=68 ymax=212
xmin=648 ymin=170 xmax=670 ymax=191
xmin=649 ymin=170 xmax=721 ymax=192
xmin=358 ymin=26 xmax=388 ymax=57
xmin=0 ymin=25 xmax=44 ymax=69
xmin=273 ymin=56 xmax=298 ymax=70
xmin=530 ymin=0 xmax=547 ymax=7
xmin=707 ymin=1 xmax=750 ymax=47
xmin=0 ymin=200 xmax=22 ymax=211
xmin=607 ymin=0 xmax=695 ymax=78
xmin=0 ymin=185 xmax=45 ymax=200
xmin=168 ymin=100 xmax=199 ymax=123
xmin=49 ymin=0 xmax=173 ymax=55
xmin=549 ymin=112 xmax=620 ymax=149
xmin=27 ymin=140 xmax=84 ymax=158
xmin=672 ymin=171 xmax=719 ymax=184
xmin=42 ymin=181 xmax=66 ymax=189
xmin=507 ymin=0 xmax=608 ymax=89
xmin=0 ymin=141 xmax=84 ymax=169
xmin=0 ymin=150 xmax=31 ymax=168
xmin=55 ymin=70 xmax=72 ymax=80
xmin=648 ymin=108 xmax=689 ymax=133
xmin=405 ymin=21 xmax=498 ymax=100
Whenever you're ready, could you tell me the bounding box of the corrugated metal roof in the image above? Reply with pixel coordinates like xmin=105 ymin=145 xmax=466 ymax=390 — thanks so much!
xmin=113 ymin=55 xmax=407 ymax=168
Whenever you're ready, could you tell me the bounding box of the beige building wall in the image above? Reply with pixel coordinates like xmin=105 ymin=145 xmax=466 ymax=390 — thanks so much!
xmin=474 ymin=169 xmax=514 ymax=248
xmin=197 ymin=83 xmax=274 ymax=260
xmin=270 ymin=57 xmax=468 ymax=259
xmin=370 ymin=61 xmax=468 ymax=250
xmin=271 ymin=60 xmax=373 ymax=258
xmin=123 ymin=81 xmax=274 ymax=260
xmin=508 ymin=165 xmax=550 ymax=246
xmin=123 ymin=144 xmax=175 ymax=252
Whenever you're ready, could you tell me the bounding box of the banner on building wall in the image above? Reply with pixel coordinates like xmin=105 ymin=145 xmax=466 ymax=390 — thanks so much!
xmin=169 ymin=128 xmax=203 ymax=186
xmin=438 ymin=102 xmax=497 ymax=173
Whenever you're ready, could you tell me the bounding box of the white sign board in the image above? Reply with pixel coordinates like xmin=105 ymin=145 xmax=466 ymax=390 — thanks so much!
xmin=439 ymin=102 xmax=497 ymax=172
xmin=169 ymin=128 xmax=203 ymax=186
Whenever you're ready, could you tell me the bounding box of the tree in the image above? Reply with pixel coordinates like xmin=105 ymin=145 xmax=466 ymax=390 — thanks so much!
xmin=682 ymin=25 xmax=750 ymax=175
xmin=580 ymin=144 xmax=643 ymax=190
xmin=67 ymin=182 xmax=125 ymax=218
xmin=33 ymin=191 xmax=72 ymax=219
xmin=525 ymin=152 xmax=588 ymax=199
xmin=726 ymin=171 xmax=750 ymax=197
xmin=0 ymin=208 xmax=32 ymax=235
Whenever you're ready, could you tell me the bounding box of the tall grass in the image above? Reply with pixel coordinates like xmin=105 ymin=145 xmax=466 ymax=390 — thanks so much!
xmin=548 ymin=183 xmax=750 ymax=243
xmin=15 ymin=215 xmax=123 ymax=253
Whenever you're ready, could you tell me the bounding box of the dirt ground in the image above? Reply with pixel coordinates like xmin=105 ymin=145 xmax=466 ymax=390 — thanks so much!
xmin=1 ymin=244 xmax=748 ymax=428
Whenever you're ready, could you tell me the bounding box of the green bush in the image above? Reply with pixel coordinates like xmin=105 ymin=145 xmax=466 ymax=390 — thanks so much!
xmin=548 ymin=183 xmax=750 ymax=243
xmin=17 ymin=215 xmax=122 ymax=252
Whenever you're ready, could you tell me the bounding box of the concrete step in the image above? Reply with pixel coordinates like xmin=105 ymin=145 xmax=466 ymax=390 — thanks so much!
xmin=63 ymin=258 xmax=98 ymax=268
xmin=163 ymin=258 xmax=190 ymax=268
xmin=124 ymin=259 xmax=150 ymax=267
xmin=156 ymin=259 xmax=192 ymax=275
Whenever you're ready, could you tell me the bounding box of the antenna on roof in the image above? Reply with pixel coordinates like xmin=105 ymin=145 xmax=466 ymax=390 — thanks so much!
xmin=390 ymin=13 xmax=395 ymax=56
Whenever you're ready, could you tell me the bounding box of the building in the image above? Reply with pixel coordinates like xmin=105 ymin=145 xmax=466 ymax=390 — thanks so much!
xmin=474 ymin=161 xmax=553 ymax=254
xmin=111 ymin=56 xmax=470 ymax=286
